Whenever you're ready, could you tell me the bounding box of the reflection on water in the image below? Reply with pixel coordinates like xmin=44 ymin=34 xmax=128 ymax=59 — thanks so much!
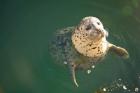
xmin=95 ymin=76 xmax=140 ymax=93
xmin=1 ymin=0 xmax=140 ymax=93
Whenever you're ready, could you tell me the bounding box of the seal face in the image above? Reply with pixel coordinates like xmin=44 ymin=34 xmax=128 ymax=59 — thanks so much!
xmin=50 ymin=16 xmax=129 ymax=87
xmin=72 ymin=17 xmax=108 ymax=58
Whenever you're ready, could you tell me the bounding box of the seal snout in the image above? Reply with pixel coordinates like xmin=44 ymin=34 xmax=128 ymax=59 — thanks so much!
xmin=85 ymin=23 xmax=104 ymax=37
xmin=85 ymin=24 xmax=92 ymax=31
xmin=76 ymin=16 xmax=108 ymax=40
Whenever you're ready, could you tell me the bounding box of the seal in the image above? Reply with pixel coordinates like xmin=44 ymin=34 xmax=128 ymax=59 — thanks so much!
xmin=50 ymin=16 xmax=129 ymax=87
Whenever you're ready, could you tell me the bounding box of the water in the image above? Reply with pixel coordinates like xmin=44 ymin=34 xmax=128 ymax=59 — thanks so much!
xmin=1 ymin=0 xmax=140 ymax=93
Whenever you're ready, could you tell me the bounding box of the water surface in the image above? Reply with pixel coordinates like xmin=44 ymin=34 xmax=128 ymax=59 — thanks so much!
xmin=1 ymin=0 xmax=140 ymax=93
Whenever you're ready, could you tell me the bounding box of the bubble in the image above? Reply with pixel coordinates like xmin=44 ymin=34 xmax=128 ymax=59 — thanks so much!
xmin=122 ymin=85 xmax=127 ymax=90
xmin=63 ymin=61 xmax=67 ymax=64
xmin=138 ymin=76 xmax=140 ymax=79
xmin=103 ymin=88 xmax=107 ymax=91
xmin=95 ymin=77 xmax=140 ymax=93
xmin=87 ymin=69 xmax=91 ymax=74
xmin=135 ymin=87 xmax=139 ymax=92
xmin=92 ymin=65 xmax=95 ymax=69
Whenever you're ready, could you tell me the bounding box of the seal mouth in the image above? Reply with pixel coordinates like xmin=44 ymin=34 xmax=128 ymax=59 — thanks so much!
xmin=86 ymin=24 xmax=104 ymax=37
xmin=94 ymin=28 xmax=104 ymax=37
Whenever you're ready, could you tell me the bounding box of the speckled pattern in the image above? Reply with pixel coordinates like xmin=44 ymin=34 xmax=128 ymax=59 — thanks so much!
xmin=50 ymin=17 xmax=129 ymax=87
xmin=72 ymin=28 xmax=109 ymax=58
xmin=50 ymin=27 xmax=100 ymax=70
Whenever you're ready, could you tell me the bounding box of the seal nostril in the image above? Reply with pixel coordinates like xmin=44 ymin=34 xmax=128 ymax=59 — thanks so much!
xmin=86 ymin=25 xmax=92 ymax=30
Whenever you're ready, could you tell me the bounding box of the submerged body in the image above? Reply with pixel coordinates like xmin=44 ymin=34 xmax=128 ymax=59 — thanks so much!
xmin=50 ymin=16 xmax=129 ymax=87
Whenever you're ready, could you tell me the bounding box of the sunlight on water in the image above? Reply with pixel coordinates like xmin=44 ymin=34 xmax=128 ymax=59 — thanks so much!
xmin=95 ymin=76 xmax=140 ymax=93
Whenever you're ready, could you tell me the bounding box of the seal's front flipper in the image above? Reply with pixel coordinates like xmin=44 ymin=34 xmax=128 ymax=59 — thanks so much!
xmin=69 ymin=62 xmax=79 ymax=87
xmin=108 ymin=43 xmax=129 ymax=59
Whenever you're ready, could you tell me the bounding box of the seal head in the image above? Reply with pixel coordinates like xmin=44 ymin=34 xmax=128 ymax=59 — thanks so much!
xmin=76 ymin=16 xmax=108 ymax=41
xmin=72 ymin=17 xmax=108 ymax=58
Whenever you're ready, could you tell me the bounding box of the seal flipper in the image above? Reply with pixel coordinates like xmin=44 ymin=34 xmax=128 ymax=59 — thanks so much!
xmin=69 ymin=62 xmax=79 ymax=87
xmin=108 ymin=43 xmax=129 ymax=59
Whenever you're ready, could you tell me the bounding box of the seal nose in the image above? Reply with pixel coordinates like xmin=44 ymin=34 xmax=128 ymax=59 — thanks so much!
xmin=86 ymin=24 xmax=97 ymax=31
xmin=85 ymin=24 xmax=104 ymax=36
xmin=86 ymin=24 xmax=92 ymax=30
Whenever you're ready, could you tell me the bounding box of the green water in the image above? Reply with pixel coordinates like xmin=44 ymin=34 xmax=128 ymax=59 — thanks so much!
xmin=1 ymin=0 xmax=140 ymax=93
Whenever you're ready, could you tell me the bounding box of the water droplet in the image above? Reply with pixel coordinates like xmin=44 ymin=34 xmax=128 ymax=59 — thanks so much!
xmin=87 ymin=70 xmax=91 ymax=74
xmin=92 ymin=65 xmax=95 ymax=69
xmin=135 ymin=87 xmax=139 ymax=92
xmin=118 ymin=78 xmax=122 ymax=81
xmin=103 ymin=88 xmax=107 ymax=91
xmin=123 ymin=85 xmax=127 ymax=90
xmin=63 ymin=61 xmax=67 ymax=64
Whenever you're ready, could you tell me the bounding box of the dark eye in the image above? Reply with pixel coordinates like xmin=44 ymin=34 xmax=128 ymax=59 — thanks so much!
xmin=86 ymin=25 xmax=92 ymax=30
xmin=97 ymin=22 xmax=100 ymax=25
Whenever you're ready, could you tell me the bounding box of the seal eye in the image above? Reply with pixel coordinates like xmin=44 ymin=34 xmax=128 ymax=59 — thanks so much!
xmin=86 ymin=25 xmax=92 ymax=30
xmin=97 ymin=22 xmax=100 ymax=25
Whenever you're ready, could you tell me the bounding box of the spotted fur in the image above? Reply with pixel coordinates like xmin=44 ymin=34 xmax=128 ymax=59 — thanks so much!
xmin=72 ymin=29 xmax=108 ymax=58
xmin=50 ymin=16 xmax=129 ymax=87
